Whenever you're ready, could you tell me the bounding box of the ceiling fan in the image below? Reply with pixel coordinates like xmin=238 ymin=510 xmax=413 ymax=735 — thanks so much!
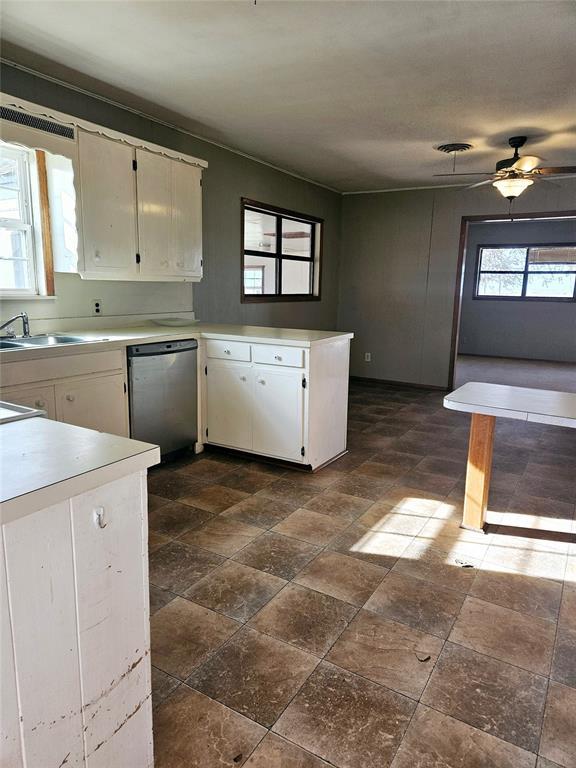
xmin=435 ymin=136 xmax=576 ymax=200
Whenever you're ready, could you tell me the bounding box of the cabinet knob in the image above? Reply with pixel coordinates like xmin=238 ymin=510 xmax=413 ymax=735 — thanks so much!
xmin=66 ymin=393 xmax=75 ymax=402
xmin=224 ymin=349 xmax=231 ymax=355
xmin=93 ymin=506 xmax=107 ymax=529
xmin=274 ymin=355 xmax=282 ymax=361
xmin=35 ymin=399 xmax=45 ymax=408
xmin=94 ymin=250 xmax=101 ymax=262
xmin=258 ymin=379 xmax=266 ymax=385
xmin=240 ymin=375 xmax=247 ymax=381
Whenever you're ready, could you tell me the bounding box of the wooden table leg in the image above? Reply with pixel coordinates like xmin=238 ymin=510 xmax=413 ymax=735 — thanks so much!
xmin=462 ymin=413 xmax=495 ymax=532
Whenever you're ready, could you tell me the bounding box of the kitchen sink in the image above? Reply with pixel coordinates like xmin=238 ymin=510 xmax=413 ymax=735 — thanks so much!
xmin=18 ymin=335 xmax=88 ymax=346
xmin=0 ymin=335 xmax=93 ymax=349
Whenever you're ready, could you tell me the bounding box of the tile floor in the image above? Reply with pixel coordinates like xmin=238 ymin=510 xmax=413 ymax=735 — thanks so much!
xmin=149 ymin=380 xmax=576 ymax=768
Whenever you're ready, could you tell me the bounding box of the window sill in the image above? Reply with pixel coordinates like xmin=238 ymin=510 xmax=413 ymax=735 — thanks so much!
xmin=0 ymin=294 xmax=57 ymax=301
xmin=241 ymin=294 xmax=320 ymax=304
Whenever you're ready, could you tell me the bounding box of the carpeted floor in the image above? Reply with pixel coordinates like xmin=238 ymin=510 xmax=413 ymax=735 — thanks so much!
xmin=455 ymin=354 xmax=576 ymax=393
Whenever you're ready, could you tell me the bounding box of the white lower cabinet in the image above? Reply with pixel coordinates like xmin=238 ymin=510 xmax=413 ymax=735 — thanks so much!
xmin=0 ymin=384 xmax=57 ymax=419
xmin=1 ymin=471 xmax=153 ymax=768
xmin=252 ymin=366 xmax=304 ymax=461
xmin=1 ymin=353 xmax=129 ymax=437
xmin=55 ymin=373 xmax=128 ymax=435
xmin=203 ymin=337 xmax=351 ymax=468
xmin=205 ymin=361 xmax=253 ymax=449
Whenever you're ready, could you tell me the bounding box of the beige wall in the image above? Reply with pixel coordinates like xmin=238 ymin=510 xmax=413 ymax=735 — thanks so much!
xmin=339 ymin=183 xmax=576 ymax=387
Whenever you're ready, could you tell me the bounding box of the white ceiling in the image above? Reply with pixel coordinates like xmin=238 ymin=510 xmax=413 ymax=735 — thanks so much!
xmin=1 ymin=0 xmax=575 ymax=192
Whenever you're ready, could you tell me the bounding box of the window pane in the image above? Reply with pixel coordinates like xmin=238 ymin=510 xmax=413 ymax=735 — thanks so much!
xmin=244 ymin=209 xmax=276 ymax=253
xmin=526 ymin=273 xmax=575 ymax=298
xmin=480 ymin=248 xmax=526 ymax=271
xmin=528 ymin=246 xmax=576 ymax=272
xmin=0 ymin=229 xmax=31 ymax=290
xmin=281 ymin=259 xmax=311 ymax=295
xmin=0 ymin=187 xmax=21 ymax=220
xmin=282 ymin=218 xmax=312 ymax=257
xmin=477 ymin=272 xmax=523 ymax=297
xmin=244 ymin=253 xmax=276 ymax=294
xmin=0 ymin=228 xmax=27 ymax=260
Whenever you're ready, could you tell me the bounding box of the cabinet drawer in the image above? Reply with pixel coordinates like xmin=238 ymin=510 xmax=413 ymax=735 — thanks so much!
xmin=251 ymin=344 xmax=304 ymax=368
xmin=206 ymin=339 xmax=251 ymax=362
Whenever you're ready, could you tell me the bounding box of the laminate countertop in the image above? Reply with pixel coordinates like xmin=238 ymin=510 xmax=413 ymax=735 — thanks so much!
xmin=0 ymin=416 xmax=160 ymax=522
xmin=0 ymin=322 xmax=354 ymax=363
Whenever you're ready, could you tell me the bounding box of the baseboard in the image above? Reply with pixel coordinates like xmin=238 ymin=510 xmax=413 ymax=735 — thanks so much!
xmin=350 ymin=375 xmax=448 ymax=392
xmin=457 ymin=353 xmax=576 ymax=365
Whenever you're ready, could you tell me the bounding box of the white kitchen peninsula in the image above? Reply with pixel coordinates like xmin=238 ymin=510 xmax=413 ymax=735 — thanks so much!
xmin=1 ymin=416 xmax=159 ymax=768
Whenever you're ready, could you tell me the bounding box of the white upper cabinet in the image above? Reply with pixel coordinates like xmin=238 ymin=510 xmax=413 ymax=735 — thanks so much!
xmin=77 ymin=129 xmax=204 ymax=281
xmin=136 ymin=149 xmax=202 ymax=280
xmin=78 ymin=131 xmax=139 ymax=279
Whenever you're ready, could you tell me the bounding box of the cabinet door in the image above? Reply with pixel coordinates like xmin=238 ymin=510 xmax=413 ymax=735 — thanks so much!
xmin=79 ymin=130 xmax=138 ymax=277
xmin=71 ymin=473 xmax=153 ymax=767
xmin=0 ymin=384 xmax=56 ymax=419
xmin=206 ymin=361 xmax=252 ymax=450
xmin=136 ymin=150 xmax=202 ymax=279
xmin=252 ymin=366 xmax=304 ymax=462
xmin=136 ymin=149 xmax=173 ymax=277
xmin=56 ymin=374 xmax=128 ymax=436
xmin=172 ymin=160 xmax=202 ymax=278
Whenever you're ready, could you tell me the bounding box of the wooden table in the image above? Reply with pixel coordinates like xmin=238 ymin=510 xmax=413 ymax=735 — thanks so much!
xmin=444 ymin=382 xmax=576 ymax=531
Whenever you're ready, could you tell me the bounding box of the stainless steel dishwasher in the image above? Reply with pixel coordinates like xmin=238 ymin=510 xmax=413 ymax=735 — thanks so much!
xmin=127 ymin=339 xmax=198 ymax=456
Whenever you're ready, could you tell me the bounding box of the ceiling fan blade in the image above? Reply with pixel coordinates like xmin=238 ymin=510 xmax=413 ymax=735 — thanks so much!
xmin=535 ymin=166 xmax=576 ymax=175
xmin=467 ymin=179 xmax=495 ymax=189
xmin=433 ymin=172 xmax=492 ymax=177
xmin=511 ymin=155 xmax=542 ymax=172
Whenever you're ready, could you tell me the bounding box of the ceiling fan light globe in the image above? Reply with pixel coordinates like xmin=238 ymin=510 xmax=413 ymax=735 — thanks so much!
xmin=492 ymin=177 xmax=534 ymax=199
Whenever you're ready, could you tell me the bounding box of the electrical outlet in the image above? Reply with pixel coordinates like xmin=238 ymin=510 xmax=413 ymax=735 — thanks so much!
xmin=364 ymin=352 xmax=372 ymax=362
xmin=92 ymin=299 xmax=103 ymax=316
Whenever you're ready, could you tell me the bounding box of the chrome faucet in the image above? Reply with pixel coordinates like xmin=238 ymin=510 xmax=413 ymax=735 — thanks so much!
xmin=0 ymin=312 xmax=31 ymax=338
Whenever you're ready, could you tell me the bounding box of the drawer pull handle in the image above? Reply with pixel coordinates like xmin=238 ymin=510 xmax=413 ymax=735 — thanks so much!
xmin=258 ymin=379 xmax=266 ymax=385
xmin=274 ymin=355 xmax=282 ymax=361
xmin=94 ymin=507 xmax=107 ymax=529
xmin=35 ymin=399 xmax=45 ymax=408
xmin=65 ymin=394 xmax=75 ymax=402
xmin=240 ymin=376 xmax=247 ymax=382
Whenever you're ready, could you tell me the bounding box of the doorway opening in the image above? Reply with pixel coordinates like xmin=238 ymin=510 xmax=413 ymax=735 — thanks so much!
xmin=449 ymin=211 xmax=576 ymax=393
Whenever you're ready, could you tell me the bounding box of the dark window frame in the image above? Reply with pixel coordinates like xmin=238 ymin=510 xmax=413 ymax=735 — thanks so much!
xmin=241 ymin=198 xmax=323 ymax=303
xmin=473 ymin=242 xmax=576 ymax=302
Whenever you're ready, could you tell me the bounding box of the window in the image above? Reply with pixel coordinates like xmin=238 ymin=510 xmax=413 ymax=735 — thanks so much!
xmin=241 ymin=199 xmax=322 ymax=301
xmin=0 ymin=142 xmax=54 ymax=297
xmin=475 ymin=245 xmax=576 ymax=301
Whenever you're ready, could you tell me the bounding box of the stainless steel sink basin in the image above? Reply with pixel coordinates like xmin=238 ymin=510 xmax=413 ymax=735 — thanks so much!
xmin=0 ymin=340 xmax=24 ymax=349
xmin=0 ymin=334 xmax=92 ymax=349
xmin=18 ymin=335 xmax=88 ymax=346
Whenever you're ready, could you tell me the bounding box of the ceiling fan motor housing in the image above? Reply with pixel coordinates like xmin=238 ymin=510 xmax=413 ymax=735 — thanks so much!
xmin=496 ymin=136 xmax=528 ymax=171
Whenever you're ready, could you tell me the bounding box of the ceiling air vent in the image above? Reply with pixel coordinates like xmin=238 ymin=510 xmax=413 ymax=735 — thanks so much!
xmin=0 ymin=106 xmax=75 ymax=140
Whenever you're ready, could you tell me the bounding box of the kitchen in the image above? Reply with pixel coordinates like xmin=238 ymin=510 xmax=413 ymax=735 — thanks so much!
xmin=1 ymin=3 xmax=576 ymax=768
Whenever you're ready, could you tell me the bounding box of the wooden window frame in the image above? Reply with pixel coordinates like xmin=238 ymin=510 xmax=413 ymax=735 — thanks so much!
xmin=241 ymin=198 xmax=323 ymax=303
xmin=0 ymin=144 xmax=54 ymax=297
xmin=474 ymin=242 xmax=576 ymax=302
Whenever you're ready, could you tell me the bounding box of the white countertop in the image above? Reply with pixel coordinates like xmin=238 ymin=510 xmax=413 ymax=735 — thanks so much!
xmin=0 ymin=417 xmax=160 ymax=522
xmin=0 ymin=322 xmax=354 ymax=363
xmin=444 ymin=382 xmax=576 ymax=429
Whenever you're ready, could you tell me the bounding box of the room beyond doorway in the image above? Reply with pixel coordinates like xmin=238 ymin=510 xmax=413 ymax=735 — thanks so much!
xmin=452 ymin=214 xmax=576 ymax=392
